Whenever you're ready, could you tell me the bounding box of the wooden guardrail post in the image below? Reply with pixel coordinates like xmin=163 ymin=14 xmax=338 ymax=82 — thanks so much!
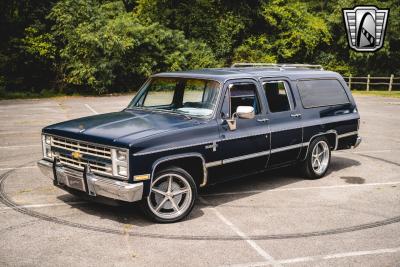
xmin=348 ymin=74 xmax=352 ymax=90
xmin=389 ymin=74 xmax=394 ymax=91
xmin=366 ymin=74 xmax=370 ymax=91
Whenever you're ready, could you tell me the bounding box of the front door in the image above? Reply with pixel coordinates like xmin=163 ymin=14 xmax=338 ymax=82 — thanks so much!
xmin=261 ymin=79 xmax=303 ymax=167
xmin=210 ymin=80 xmax=270 ymax=182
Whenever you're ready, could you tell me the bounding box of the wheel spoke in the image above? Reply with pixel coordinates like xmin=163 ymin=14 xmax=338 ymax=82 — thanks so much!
xmin=168 ymin=197 xmax=180 ymax=212
xmin=155 ymin=197 xmax=168 ymax=212
xmin=167 ymin=176 xmax=173 ymax=193
xmin=172 ymin=188 xmax=189 ymax=196
xmin=316 ymin=158 xmax=321 ymax=169
xmin=152 ymin=188 xmax=167 ymax=196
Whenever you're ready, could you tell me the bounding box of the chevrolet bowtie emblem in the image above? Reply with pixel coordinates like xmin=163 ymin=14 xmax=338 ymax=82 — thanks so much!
xmin=71 ymin=151 xmax=82 ymax=160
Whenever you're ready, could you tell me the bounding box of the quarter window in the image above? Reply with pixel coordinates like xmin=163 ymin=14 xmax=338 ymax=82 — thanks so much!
xmin=297 ymin=79 xmax=350 ymax=108
xmin=263 ymin=81 xmax=292 ymax=113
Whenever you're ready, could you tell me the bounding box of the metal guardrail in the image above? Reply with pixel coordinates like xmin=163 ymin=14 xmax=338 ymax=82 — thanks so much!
xmin=343 ymin=75 xmax=400 ymax=91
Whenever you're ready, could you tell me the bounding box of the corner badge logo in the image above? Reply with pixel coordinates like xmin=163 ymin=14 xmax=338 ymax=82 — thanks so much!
xmin=343 ymin=6 xmax=389 ymax=52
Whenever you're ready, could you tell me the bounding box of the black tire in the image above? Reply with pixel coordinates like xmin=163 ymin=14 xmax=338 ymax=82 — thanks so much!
xmin=141 ymin=167 xmax=197 ymax=223
xmin=300 ymin=136 xmax=331 ymax=179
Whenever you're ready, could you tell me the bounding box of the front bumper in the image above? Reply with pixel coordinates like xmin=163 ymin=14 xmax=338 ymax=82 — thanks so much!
xmin=37 ymin=159 xmax=143 ymax=202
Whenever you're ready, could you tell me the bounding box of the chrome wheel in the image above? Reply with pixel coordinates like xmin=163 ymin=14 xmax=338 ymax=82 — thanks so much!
xmin=311 ymin=140 xmax=330 ymax=175
xmin=147 ymin=173 xmax=193 ymax=220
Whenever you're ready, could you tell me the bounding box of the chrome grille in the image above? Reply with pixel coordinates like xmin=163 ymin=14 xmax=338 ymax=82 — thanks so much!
xmin=51 ymin=136 xmax=112 ymax=177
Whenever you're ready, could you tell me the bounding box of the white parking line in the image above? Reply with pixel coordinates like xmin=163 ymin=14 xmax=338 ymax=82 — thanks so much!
xmin=85 ymin=104 xmax=98 ymax=114
xmin=223 ymin=246 xmax=400 ymax=266
xmin=0 ymin=166 xmax=36 ymax=171
xmin=0 ymin=201 xmax=87 ymax=210
xmin=199 ymin=197 xmax=281 ymax=267
xmin=201 ymin=181 xmax=400 ymax=197
xmin=0 ymin=144 xmax=40 ymax=149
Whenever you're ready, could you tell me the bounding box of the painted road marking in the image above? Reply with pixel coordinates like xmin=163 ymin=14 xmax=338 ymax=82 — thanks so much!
xmin=0 ymin=144 xmax=40 ymax=149
xmin=0 ymin=166 xmax=37 ymax=171
xmin=85 ymin=104 xmax=99 ymax=114
xmin=0 ymin=201 xmax=87 ymax=210
xmin=223 ymin=246 xmax=400 ymax=266
xmin=201 ymin=181 xmax=400 ymax=197
xmin=199 ymin=197 xmax=281 ymax=267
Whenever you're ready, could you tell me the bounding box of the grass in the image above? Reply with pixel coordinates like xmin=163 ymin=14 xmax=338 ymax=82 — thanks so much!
xmin=351 ymin=90 xmax=400 ymax=98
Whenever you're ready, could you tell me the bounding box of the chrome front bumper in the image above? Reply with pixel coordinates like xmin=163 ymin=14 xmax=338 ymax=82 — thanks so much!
xmin=37 ymin=159 xmax=143 ymax=202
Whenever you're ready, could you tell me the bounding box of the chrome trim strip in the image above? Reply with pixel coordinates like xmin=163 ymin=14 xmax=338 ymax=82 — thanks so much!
xmin=134 ymin=140 xmax=216 ymax=156
xmin=270 ymin=143 xmax=304 ymax=154
xmin=205 ymin=160 xmax=223 ymax=168
xmin=338 ymin=131 xmax=358 ymax=138
xmin=223 ymin=151 xmax=270 ymax=164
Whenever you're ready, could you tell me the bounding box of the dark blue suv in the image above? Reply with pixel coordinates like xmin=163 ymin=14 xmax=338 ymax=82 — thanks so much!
xmin=38 ymin=63 xmax=361 ymax=222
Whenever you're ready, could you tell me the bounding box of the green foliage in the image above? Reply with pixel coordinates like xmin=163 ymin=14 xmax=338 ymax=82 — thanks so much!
xmin=0 ymin=0 xmax=399 ymax=96
xmin=49 ymin=0 xmax=216 ymax=93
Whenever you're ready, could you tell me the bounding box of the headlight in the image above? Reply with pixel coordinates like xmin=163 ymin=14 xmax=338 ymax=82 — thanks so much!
xmin=111 ymin=149 xmax=129 ymax=179
xmin=42 ymin=134 xmax=53 ymax=160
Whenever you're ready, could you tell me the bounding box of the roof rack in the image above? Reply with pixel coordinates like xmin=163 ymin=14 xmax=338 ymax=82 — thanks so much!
xmin=230 ymin=62 xmax=324 ymax=70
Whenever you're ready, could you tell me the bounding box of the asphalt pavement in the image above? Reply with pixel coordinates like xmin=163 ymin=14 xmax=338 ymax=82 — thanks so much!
xmin=0 ymin=94 xmax=399 ymax=266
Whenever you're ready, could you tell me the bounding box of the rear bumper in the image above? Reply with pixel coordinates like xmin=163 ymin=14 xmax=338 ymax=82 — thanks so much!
xmin=354 ymin=136 xmax=362 ymax=148
xmin=37 ymin=159 xmax=143 ymax=202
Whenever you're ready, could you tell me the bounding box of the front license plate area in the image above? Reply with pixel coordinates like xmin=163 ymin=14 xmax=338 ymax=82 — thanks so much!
xmin=67 ymin=175 xmax=85 ymax=191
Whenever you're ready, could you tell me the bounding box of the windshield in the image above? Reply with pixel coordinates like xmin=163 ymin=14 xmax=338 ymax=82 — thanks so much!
xmin=128 ymin=77 xmax=221 ymax=117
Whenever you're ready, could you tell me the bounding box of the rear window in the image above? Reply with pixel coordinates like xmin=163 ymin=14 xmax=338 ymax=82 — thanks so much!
xmin=297 ymin=79 xmax=350 ymax=108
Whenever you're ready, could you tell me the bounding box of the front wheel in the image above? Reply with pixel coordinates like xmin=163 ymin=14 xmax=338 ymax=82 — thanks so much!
xmin=141 ymin=167 xmax=197 ymax=223
xmin=300 ymin=137 xmax=331 ymax=179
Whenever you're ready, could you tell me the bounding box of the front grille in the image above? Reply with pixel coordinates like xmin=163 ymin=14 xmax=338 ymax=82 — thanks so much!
xmin=51 ymin=136 xmax=112 ymax=177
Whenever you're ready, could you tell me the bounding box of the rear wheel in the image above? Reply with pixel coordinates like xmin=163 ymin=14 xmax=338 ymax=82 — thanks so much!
xmin=142 ymin=167 xmax=197 ymax=223
xmin=301 ymin=137 xmax=331 ymax=179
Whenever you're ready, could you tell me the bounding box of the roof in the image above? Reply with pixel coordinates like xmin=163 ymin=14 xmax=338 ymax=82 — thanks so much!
xmin=152 ymin=67 xmax=342 ymax=83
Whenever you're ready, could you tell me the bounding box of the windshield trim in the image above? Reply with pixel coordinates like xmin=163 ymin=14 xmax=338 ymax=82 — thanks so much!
xmin=127 ymin=76 xmax=223 ymax=120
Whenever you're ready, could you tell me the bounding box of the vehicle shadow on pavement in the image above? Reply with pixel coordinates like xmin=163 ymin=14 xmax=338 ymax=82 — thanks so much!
xmin=56 ymin=155 xmax=360 ymax=225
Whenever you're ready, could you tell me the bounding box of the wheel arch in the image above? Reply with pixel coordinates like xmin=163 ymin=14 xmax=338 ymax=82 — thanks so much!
xmin=302 ymin=130 xmax=338 ymax=161
xmin=150 ymin=153 xmax=207 ymax=188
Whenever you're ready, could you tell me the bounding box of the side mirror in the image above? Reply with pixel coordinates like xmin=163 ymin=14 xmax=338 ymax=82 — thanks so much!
xmin=225 ymin=106 xmax=255 ymax=131
xmin=236 ymin=106 xmax=255 ymax=119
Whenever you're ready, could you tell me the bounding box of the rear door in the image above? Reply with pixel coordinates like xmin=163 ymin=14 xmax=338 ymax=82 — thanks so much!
xmin=261 ymin=78 xmax=303 ymax=167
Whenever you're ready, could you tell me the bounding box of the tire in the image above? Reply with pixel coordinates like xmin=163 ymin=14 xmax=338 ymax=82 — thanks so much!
xmin=300 ymin=136 xmax=331 ymax=179
xmin=141 ymin=167 xmax=197 ymax=223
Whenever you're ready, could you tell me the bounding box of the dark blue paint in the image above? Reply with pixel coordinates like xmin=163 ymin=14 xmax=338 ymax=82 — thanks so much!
xmin=42 ymin=68 xmax=360 ymax=195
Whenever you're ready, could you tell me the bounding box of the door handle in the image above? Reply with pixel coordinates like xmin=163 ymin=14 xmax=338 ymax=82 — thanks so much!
xmin=257 ymin=118 xmax=269 ymax=123
xmin=290 ymin=113 xmax=302 ymax=118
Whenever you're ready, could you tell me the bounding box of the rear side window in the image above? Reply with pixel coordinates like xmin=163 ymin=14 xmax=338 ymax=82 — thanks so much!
xmin=263 ymin=81 xmax=292 ymax=113
xmin=297 ymin=79 xmax=350 ymax=108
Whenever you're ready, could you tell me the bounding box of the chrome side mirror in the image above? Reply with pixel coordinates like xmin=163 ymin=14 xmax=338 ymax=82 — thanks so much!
xmin=226 ymin=106 xmax=255 ymax=131
xmin=236 ymin=106 xmax=255 ymax=119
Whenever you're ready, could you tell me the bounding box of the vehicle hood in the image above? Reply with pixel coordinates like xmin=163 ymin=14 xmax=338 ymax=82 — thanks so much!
xmin=43 ymin=110 xmax=195 ymax=147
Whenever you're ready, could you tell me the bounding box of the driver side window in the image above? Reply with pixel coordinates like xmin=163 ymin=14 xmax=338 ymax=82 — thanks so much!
xmin=221 ymin=83 xmax=261 ymax=118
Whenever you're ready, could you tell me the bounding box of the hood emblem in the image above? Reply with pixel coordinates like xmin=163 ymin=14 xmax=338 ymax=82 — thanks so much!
xmin=71 ymin=151 xmax=82 ymax=160
xmin=79 ymin=124 xmax=86 ymax=133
